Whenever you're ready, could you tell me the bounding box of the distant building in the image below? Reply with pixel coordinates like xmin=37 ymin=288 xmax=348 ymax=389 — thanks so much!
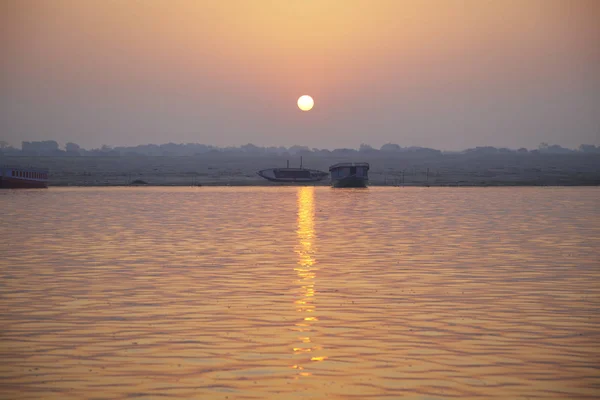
xmin=22 ymin=140 xmax=60 ymax=155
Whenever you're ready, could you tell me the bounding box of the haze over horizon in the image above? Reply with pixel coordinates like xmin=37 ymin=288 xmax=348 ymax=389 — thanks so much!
xmin=2 ymin=0 xmax=599 ymax=151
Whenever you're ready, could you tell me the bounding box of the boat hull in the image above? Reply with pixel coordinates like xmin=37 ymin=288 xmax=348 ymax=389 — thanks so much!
xmin=0 ymin=177 xmax=48 ymax=189
xmin=331 ymin=176 xmax=368 ymax=188
xmin=257 ymin=168 xmax=328 ymax=183
xmin=258 ymin=176 xmax=323 ymax=183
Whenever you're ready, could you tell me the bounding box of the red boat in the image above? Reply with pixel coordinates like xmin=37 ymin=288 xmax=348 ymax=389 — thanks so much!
xmin=0 ymin=166 xmax=49 ymax=188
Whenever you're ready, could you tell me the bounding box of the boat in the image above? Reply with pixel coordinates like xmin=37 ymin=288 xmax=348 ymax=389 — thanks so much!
xmin=0 ymin=166 xmax=49 ymax=188
xmin=329 ymin=162 xmax=369 ymax=188
xmin=257 ymin=157 xmax=328 ymax=183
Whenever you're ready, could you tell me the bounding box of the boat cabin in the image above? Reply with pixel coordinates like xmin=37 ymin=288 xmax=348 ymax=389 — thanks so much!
xmin=1 ymin=166 xmax=49 ymax=181
xmin=329 ymin=162 xmax=370 ymax=179
xmin=328 ymin=162 xmax=370 ymax=187
xmin=0 ymin=166 xmax=50 ymax=188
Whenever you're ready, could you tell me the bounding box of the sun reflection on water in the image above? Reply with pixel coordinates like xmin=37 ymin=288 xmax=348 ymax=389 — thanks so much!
xmin=291 ymin=187 xmax=327 ymax=376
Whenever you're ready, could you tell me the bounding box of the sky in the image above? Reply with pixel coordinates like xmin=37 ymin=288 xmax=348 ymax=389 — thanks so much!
xmin=1 ymin=0 xmax=599 ymax=150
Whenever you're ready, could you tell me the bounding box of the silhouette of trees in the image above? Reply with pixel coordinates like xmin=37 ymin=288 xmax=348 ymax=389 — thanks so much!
xmin=3 ymin=140 xmax=598 ymax=157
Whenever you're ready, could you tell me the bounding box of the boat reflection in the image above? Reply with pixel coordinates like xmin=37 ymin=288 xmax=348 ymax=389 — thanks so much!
xmin=291 ymin=187 xmax=327 ymax=377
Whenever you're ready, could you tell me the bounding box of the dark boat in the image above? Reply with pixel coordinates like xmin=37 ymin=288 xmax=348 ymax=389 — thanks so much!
xmin=0 ymin=166 xmax=49 ymax=188
xmin=329 ymin=162 xmax=369 ymax=188
xmin=257 ymin=158 xmax=328 ymax=183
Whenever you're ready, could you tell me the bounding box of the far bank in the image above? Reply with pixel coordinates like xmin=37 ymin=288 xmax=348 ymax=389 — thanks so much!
xmin=2 ymin=153 xmax=599 ymax=187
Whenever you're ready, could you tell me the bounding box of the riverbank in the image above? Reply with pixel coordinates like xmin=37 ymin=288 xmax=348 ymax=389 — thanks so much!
xmin=2 ymin=153 xmax=599 ymax=187
xmin=46 ymin=181 xmax=600 ymax=187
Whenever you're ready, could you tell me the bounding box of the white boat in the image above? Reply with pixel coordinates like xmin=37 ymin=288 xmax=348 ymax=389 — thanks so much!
xmin=329 ymin=162 xmax=369 ymax=188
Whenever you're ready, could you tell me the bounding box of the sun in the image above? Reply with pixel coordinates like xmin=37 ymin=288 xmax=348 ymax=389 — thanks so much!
xmin=297 ymin=95 xmax=314 ymax=111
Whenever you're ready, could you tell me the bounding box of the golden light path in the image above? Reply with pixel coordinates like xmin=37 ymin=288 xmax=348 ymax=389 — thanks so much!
xmin=292 ymin=187 xmax=326 ymax=377
xmin=297 ymin=95 xmax=314 ymax=111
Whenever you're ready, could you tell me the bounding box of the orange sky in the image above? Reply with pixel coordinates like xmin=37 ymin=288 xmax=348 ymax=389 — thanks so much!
xmin=1 ymin=0 xmax=599 ymax=149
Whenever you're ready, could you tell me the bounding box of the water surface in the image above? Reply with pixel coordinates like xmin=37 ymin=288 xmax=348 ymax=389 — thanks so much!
xmin=1 ymin=187 xmax=599 ymax=399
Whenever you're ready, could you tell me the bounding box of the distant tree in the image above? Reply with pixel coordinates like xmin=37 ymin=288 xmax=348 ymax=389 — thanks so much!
xmin=359 ymin=143 xmax=377 ymax=153
xmin=241 ymin=143 xmax=261 ymax=153
xmin=408 ymin=147 xmax=442 ymax=155
xmin=0 ymin=140 xmax=19 ymax=154
xmin=264 ymin=146 xmax=287 ymax=154
xmin=0 ymin=145 xmax=19 ymax=154
xmin=517 ymin=147 xmax=529 ymax=153
xmin=222 ymin=146 xmax=241 ymax=153
xmin=579 ymin=144 xmax=599 ymax=153
xmin=65 ymin=142 xmax=81 ymax=152
xmin=465 ymin=146 xmax=499 ymax=154
xmin=332 ymin=148 xmax=357 ymax=155
xmin=380 ymin=143 xmax=402 ymax=152
xmin=540 ymin=144 xmax=573 ymax=154
xmin=289 ymin=145 xmax=311 ymax=154
xmin=91 ymin=144 xmax=118 ymax=156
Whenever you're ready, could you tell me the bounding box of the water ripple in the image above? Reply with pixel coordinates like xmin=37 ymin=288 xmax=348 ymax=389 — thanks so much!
xmin=0 ymin=187 xmax=598 ymax=399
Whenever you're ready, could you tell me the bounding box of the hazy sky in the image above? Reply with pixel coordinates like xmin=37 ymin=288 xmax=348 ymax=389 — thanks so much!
xmin=1 ymin=0 xmax=599 ymax=150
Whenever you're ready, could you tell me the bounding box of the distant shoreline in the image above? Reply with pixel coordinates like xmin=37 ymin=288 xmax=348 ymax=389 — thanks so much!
xmin=46 ymin=181 xmax=599 ymax=188
xmin=3 ymin=153 xmax=599 ymax=187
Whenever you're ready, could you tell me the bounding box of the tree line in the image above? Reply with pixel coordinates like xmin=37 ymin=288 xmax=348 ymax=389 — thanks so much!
xmin=0 ymin=140 xmax=599 ymax=157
